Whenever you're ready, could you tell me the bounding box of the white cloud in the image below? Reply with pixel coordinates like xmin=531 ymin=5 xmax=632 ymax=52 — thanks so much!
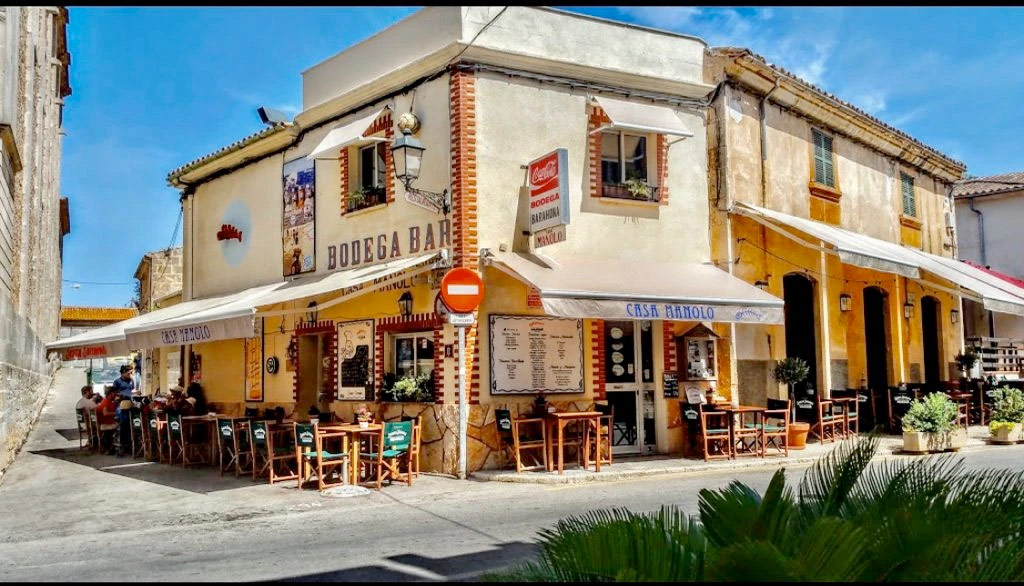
xmin=615 ymin=7 xmax=700 ymax=29
xmin=854 ymin=91 xmax=887 ymax=115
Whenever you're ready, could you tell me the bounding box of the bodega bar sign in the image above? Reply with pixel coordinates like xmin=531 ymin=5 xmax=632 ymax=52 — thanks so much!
xmin=327 ymin=219 xmax=451 ymax=271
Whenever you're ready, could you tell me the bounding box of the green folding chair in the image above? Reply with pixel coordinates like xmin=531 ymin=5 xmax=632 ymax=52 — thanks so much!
xmin=294 ymin=422 xmax=349 ymax=491
xmin=361 ymin=420 xmax=413 ymax=491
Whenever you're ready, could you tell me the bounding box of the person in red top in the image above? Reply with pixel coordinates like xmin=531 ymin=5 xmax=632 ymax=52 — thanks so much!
xmin=96 ymin=388 xmax=119 ymax=455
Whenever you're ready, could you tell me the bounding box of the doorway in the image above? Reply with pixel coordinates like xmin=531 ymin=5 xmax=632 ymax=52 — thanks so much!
xmin=921 ymin=295 xmax=942 ymax=385
xmin=604 ymin=320 xmax=656 ymax=455
xmin=783 ymin=274 xmax=818 ymax=394
xmin=863 ymin=287 xmax=890 ymax=391
xmin=296 ymin=332 xmax=332 ymax=417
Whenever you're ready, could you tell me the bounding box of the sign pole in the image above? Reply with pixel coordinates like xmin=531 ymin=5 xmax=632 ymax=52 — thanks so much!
xmin=457 ymin=323 xmax=467 ymax=480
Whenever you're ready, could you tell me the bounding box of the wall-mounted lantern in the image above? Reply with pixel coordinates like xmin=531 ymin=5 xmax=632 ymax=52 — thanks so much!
xmin=305 ymin=301 xmax=318 ymax=324
xmin=839 ymin=293 xmax=852 ymax=312
xmin=951 ymin=308 xmax=960 ymax=324
xmin=391 ymin=112 xmax=451 ymax=215
xmin=398 ymin=291 xmax=413 ymax=318
xmin=903 ymin=301 xmax=915 ymax=320
xmin=754 ymin=279 xmax=769 ymax=291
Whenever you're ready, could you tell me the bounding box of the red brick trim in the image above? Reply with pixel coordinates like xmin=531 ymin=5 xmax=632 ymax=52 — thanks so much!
xmin=591 ymin=319 xmax=606 ymax=401
xmin=656 ymin=134 xmax=669 ymax=205
xmin=450 ymin=70 xmax=478 ymax=268
xmin=385 ymin=123 xmax=395 ymax=204
xmin=292 ymin=320 xmax=336 ymax=403
xmin=433 ymin=328 xmax=444 ymax=404
xmin=467 ymin=321 xmax=480 ymax=404
xmin=588 ymin=106 xmax=611 ymax=200
xmin=339 ymin=148 xmax=349 ymax=216
xmin=663 ymin=321 xmax=677 ymax=374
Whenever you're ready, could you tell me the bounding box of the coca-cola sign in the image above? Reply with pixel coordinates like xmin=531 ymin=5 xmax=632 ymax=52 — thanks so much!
xmin=527 ymin=148 xmax=571 ymax=243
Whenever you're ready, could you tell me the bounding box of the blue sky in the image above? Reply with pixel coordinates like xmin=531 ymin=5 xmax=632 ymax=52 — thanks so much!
xmin=59 ymin=6 xmax=1024 ymax=307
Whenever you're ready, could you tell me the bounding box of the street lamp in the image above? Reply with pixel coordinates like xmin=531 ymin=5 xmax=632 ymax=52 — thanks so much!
xmin=398 ymin=291 xmax=413 ymax=318
xmin=391 ymin=112 xmax=450 ymax=215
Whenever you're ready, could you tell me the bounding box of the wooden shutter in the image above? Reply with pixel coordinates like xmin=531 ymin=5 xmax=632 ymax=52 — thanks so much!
xmin=901 ymin=173 xmax=916 ymax=217
xmin=813 ymin=129 xmax=835 ymax=188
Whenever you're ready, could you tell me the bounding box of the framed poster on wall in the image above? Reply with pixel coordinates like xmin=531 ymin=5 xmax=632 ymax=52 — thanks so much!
xmin=244 ymin=318 xmax=264 ymax=402
xmin=337 ymin=319 xmax=374 ymax=401
xmin=489 ymin=315 xmax=583 ymax=394
xmin=282 ymin=157 xmax=316 ymax=277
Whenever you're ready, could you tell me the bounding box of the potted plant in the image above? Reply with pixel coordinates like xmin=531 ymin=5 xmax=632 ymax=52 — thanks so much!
xmin=901 ymin=392 xmax=967 ymax=453
xmin=383 ymin=372 xmax=434 ymax=403
xmin=772 ymin=357 xmax=811 ymax=449
xmin=988 ymin=386 xmax=1024 ymax=444
xmin=624 ymin=177 xmax=653 ymax=199
xmin=348 ymin=188 xmax=367 ymax=210
xmin=356 ymin=405 xmax=374 ymax=429
xmin=954 ymin=349 xmax=980 ymax=382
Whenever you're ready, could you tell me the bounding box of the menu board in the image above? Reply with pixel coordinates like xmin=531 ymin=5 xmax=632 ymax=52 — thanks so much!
xmin=337 ymin=320 xmax=375 ymax=400
xmin=244 ymin=318 xmax=264 ymax=402
xmin=489 ymin=315 xmax=583 ymax=394
xmin=663 ymin=373 xmax=679 ymax=398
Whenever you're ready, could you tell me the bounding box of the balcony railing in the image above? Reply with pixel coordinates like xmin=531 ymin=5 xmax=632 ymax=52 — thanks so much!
xmin=347 ymin=186 xmax=387 ymax=213
xmin=601 ymin=182 xmax=661 ymax=203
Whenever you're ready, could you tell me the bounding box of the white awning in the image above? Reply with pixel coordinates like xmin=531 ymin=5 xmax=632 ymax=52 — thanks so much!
xmin=306 ymin=107 xmax=390 ymax=160
xmin=591 ymin=96 xmax=693 ymax=138
xmin=484 ymin=250 xmax=784 ymax=324
xmin=732 ymin=202 xmax=1024 ymax=316
xmin=124 ymin=252 xmax=442 ymax=349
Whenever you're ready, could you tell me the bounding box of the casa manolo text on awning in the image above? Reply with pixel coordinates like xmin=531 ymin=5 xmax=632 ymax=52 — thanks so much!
xmin=528 ymin=148 xmax=571 ymax=248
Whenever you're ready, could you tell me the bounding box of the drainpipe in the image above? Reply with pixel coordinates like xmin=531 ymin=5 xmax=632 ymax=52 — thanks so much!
xmin=759 ymin=77 xmax=781 ymax=207
xmin=969 ymin=196 xmax=986 ymax=266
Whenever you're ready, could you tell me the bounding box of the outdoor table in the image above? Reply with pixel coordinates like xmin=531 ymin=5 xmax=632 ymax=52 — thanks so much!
xmin=544 ymin=411 xmax=601 ymax=475
xmin=948 ymin=392 xmax=973 ymax=428
xmin=317 ymin=423 xmax=383 ymax=485
xmin=181 ymin=414 xmax=218 ymax=465
xmin=712 ymin=404 xmax=767 ymax=457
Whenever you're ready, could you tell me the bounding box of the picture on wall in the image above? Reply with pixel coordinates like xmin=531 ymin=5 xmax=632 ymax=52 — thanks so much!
xmin=282 ymin=157 xmax=316 ymax=277
xmin=244 ymin=318 xmax=264 ymax=402
xmin=337 ymin=319 xmax=374 ymax=401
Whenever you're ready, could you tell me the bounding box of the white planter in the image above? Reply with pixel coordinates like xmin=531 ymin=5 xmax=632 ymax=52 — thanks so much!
xmin=989 ymin=422 xmax=1022 ymax=444
xmin=902 ymin=428 xmax=968 ymax=453
xmin=358 ymin=421 xmax=369 ymax=429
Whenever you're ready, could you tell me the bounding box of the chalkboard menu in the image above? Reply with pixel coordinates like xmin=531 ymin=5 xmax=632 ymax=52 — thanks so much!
xmin=663 ymin=373 xmax=680 ymax=398
xmin=337 ymin=320 xmax=374 ymax=401
xmin=489 ymin=315 xmax=583 ymax=394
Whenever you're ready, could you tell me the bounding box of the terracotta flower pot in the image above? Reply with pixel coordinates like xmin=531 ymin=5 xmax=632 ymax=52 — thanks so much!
xmin=788 ymin=422 xmax=810 ymax=450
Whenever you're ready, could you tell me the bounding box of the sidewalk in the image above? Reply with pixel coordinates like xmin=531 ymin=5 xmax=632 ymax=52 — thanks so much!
xmin=473 ymin=425 xmax=1000 ymax=484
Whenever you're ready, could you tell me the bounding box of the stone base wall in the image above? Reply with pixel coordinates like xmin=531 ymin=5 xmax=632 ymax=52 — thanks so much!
xmin=0 ymin=291 xmax=57 ymax=478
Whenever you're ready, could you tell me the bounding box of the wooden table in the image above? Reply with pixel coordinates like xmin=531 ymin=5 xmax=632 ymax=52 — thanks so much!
xmin=712 ymin=404 xmax=767 ymax=458
xmin=544 ymin=411 xmax=601 ymax=475
xmin=829 ymin=397 xmax=857 ymax=437
xmin=181 ymin=414 xmax=218 ymax=465
xmin=317 ymin=423 xmax=382 ymax=485
xmin=948 ymin=392 xmax=973 ymax=428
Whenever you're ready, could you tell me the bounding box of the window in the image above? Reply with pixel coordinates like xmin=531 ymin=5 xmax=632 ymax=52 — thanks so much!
xmin=600 ymin=131 xmax=658 ymax=201
xmin=901 ymin=172 xmax=916 ymax=217
xmin=349 ymin=142 xmax=387 ymax=212
xmin=812 ymin=128 xmax=835 ymax=188
xmin=392 ymin=332 xmax=433 ymax=379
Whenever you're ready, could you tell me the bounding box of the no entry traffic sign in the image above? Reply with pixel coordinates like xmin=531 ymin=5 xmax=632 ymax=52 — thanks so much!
xmin=440 ymin=268 xmax=484 ymax=313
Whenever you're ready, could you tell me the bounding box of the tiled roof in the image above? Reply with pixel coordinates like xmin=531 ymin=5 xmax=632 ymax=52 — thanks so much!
xmin=952 ymin=172 xmax=1024 ymax=199
xmin=60 ymin=306 xmax=139 ymax=322
xmin=961 ymin=260 xmax=1024 ymax=291
xmin=166 ymin=123 xmax=292 ymax=186
xmin=714 ymin=47 xmax=965 ymax=172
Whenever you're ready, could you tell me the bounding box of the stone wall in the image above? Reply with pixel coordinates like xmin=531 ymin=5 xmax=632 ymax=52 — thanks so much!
xmin=0 ymin=289 xmax=56 ymax=478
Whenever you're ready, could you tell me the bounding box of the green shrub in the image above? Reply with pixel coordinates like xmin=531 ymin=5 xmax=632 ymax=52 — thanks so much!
xmin=989 ymin=420 xmax=1018 ymax=435
xmin=901 ymin=392 xmax=957 ymax=433
xmin=772 ymin=357 xmax=810 ymax=386
xmin=382 ymin=371 xmax=434 ymax=402
xmin=989 ymin=386 xmax=1024 ymax=423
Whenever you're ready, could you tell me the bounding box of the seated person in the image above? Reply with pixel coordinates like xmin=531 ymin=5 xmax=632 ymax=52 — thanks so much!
xmin=96 ymin=388 xmax=120 ymax=455
xmin=75 ymin=386 xmax=97 ymax=411
xmin=186 ymin=382 xmax=208 ymax=416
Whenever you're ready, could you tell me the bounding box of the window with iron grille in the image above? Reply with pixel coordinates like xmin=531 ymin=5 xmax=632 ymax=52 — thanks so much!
xmin=901 ymin=172 xmax=916 ymax=217
xmin=812 ymin=128 xmax=835 ymax=188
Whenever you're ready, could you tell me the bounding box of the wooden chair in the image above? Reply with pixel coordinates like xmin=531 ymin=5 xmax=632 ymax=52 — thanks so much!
xmin=494 ymin=408 xmax=516 ymax=469
xmin=294 ymin=422 xmax=350 ymax=491
xmin=251 ymin=421 xmax=298 ymax=484
xmin=129 ymin=409 xmax=146 ymax=458
xmin=217 ymin=418 xmax=242 ymax=476
xmin=75 ymin=408 xmax=90 ymax=449
xmin=796 ymin=388 xmax=841 ymax=443
xmin=762 ymin=398 xmax=790 ymax=457
xmin=402 ymin=415 xmax=422 ymax=479
xmin=182 ymin=418 xmax=212 ymax=468
xmin=587 ymin=405 xmax=613 ymax=468
xmin=511 ymin=417 xmax=548 ymax=472
xmin=830 ymin=389 xmax=860 ymax=439
xmin=360 ymin=420 xmax=413 ymax=491
xmin=699 ymin=404 xmax=732 ymax=462
xmin=887 ymin=387 xmax=915 ymax=433
xmin=166 ymin=413 xmax=185 ymax=466
xmin=87 ymin=409 xmax=102 ymax=453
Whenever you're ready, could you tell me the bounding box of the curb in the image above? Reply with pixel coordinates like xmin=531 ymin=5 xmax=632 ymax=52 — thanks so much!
xmin=472 ymin=438 xmax=1017 ymax=485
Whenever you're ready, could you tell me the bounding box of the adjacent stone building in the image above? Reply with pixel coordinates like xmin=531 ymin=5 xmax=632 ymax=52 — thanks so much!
xmin=0 ymin=6 xmax=71 ymax=476
xmin=134 ymin=246 xmax=182 ymax=394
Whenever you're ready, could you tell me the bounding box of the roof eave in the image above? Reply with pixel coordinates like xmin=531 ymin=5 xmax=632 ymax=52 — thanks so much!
xmin=167 ymin=124 xmax=299 ymax=189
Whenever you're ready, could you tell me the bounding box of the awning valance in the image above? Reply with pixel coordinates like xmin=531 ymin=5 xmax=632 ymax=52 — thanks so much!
xmin=484 ymin=250 xmax=784 ymax=324
xmin=306 ymin=107 xmax=390 ymax=160
xmin=123 ymin=252 xmax=442 ymax=350
xmin=732 ymin=202 xmax=1024 ymax=316
xmin=591 ymin=96 xmax=693 ymax=138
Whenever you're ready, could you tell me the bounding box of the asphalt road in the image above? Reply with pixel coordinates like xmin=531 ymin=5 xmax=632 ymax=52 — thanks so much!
xmin=4 ymin=369 xmax=1024 ymax=582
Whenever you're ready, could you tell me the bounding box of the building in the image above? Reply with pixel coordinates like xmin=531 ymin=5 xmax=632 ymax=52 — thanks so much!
xmin=49 ymin=7 xmax=1024 ymax=476
xmin=60 ymin=305 xmax=138 ymax=339
xmin=705 ymin=48 xmax=1024 ymax=401
xmin=0 ymin=6 xmax=71 ymax=475
xmin=134 ymin=247 xmax=183 ymax=394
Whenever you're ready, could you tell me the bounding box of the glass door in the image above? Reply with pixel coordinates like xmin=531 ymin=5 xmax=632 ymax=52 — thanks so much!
xmin=604 ymin=321 xmax=656 ymax=454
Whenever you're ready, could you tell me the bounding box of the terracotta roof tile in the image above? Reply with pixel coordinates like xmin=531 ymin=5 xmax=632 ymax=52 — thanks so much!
xmin=60 ymin=306 xmax=139 ymax=322
xmin=953 ymin=172 xmax=1024 ymax=198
